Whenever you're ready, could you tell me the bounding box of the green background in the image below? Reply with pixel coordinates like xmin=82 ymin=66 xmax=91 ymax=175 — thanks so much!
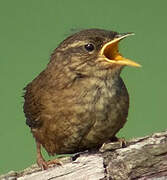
xmin=0 ymin=0 xmax=166 ymax=174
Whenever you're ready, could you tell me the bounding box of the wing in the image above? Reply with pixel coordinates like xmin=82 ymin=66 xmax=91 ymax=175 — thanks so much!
xmin=23 ymin=82 xmax=43 ymax=128
xmin=23 ymin=65 xmax=74 ymax=129
xmin=23 ymin=70 xmax=49 ymax=129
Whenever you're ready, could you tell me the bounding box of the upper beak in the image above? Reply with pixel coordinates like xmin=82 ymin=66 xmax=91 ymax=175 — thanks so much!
xmin=100 ymin=32 xmax=141 ymax=67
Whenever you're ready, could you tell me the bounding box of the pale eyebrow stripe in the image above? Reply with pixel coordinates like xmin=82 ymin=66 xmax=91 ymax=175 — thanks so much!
xmin=61 ymin=41 xmax=87 ymax=50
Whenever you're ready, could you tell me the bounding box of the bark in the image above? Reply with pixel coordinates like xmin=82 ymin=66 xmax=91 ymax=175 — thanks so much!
xmin=1 ymin=130 xmax=167 ymax=180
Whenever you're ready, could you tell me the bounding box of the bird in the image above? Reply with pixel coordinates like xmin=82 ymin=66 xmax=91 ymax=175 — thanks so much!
xmin=23 ymin=28 xmax=141 ymax=170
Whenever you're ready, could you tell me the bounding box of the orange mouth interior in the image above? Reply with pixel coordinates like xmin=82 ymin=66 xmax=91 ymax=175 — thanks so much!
xmin=101 ymin=40 xmax=141 ymax=67
xmin=103 ymin=41 xmax=124 ymax=61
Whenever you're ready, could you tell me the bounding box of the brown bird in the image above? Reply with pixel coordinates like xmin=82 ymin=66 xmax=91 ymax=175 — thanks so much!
xmin=23 ymin=29 xmax=140 ymax=169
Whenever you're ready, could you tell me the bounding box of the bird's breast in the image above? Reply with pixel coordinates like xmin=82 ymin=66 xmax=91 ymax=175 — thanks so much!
xmin=32 ymin=75 xmax=129 ymax=154
xmin=74 ymin=76 xmax=129 ymax=149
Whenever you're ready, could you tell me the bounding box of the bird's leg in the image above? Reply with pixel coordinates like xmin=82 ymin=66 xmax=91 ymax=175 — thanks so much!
xmin=110 ymin=136 xmax=127 ymax=147
xmin=36 ymin=139 xmax=62 ymax=170
xmin=36 ymin=140 xmax=48 ymax=170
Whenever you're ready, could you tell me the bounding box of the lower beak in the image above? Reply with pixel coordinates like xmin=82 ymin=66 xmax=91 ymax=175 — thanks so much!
xmin=100 ymin=33 xmax=141 ymax=67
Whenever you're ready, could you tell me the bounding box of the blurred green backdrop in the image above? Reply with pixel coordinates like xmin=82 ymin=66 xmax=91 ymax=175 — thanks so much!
xmin=0 ymin=0 xmax=166 ymax=174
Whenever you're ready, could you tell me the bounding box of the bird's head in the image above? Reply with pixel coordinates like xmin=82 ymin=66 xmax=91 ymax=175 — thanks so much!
xmin=50 ymin=29 xmax=141 ymax=78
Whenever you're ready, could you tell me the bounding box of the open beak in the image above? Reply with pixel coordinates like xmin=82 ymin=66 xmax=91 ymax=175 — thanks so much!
xmin=100 ymin=33 xmax=141 ymax=67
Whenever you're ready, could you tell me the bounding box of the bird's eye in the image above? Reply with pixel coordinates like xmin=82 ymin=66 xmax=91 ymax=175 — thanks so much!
xmin=84 ymin=43 xmax=95 ymax=52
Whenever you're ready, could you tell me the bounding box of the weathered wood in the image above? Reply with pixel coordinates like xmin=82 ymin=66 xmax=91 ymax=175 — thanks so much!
xmin=1 ymin=130 xmax=167 ymax=180
xmin=102 ymin=131 xmax=167 ymax=180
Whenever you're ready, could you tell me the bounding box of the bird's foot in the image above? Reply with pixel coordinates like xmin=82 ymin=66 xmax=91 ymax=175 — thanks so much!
xmin=37 ymin=156 xmax=48 ymax=170
xmin=110 ymin=136 xmax=127 ymax=148
xmin=37 ymin=157 xmax=62 ymax=170
xmin=35 ymin=140 xmax=62 ymax=170
xmin=47 ymin=158 xmax=63 ymax=166
xmin=99 ymin=136 xmax=127 ymax=152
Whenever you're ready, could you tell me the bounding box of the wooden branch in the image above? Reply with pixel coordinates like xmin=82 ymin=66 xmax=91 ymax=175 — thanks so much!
xmin=1 ymin=130 xmax=167 ymax=180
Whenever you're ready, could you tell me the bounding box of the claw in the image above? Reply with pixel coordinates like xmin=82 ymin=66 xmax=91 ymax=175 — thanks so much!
xmin=99 ymin=136 xmax=127 ymax=152
xmin=117 ymin=138 xmax=127 ymax=148
xmin=47 ymin=159 xmax=63 ymax=166
xmin=110 ymin=136 xmax=127 ymax=148
xmin=37 ymin=156 xmax=48 ymax=170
